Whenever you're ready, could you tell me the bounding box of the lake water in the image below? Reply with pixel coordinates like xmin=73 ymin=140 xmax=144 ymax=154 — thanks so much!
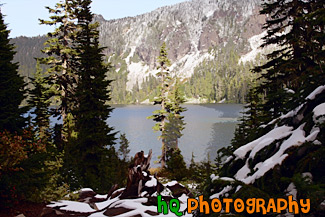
xmin=109 ymin=104 xmax=243 ymax=165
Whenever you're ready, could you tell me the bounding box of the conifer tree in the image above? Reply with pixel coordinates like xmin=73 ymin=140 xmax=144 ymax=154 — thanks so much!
xmin=253 ymin=0 xmax=324 ymax=122
xmin=118 ymin=133 xmax=130 ymax=161
xmin=28 ymin=60 xmax=52 ymax=141
xmin=148 ymin=43 xmax=187 ymax=168
xmin=164 ymin=78 xmax=186 ymax=149
xmin=0 ymin=8 xmax=27 ymax=133
xmin=148 ymin=42 xmax=171 ymax=168
xmin=39 ymin=0 xmax=79 ymax=143
xmin=71 ymin=0 xmax=117 ymax=192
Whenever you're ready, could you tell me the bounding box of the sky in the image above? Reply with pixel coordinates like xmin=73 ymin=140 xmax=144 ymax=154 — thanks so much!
xmin=0 ymin=0 xmax=188 ymax=38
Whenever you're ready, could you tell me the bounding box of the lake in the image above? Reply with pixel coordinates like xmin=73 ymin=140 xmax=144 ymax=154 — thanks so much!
xmin=109 ymin=104 xmax=243 ymax=165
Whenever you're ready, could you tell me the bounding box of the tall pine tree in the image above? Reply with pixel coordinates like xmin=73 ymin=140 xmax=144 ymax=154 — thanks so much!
xmin=253 ymin=0 xmax=324 ymax=123
xmin=148 ymin=42 xmax=171 ymax=168
xmin=39 ymin=0 xmax=79 ymax=143
xmin=0 ymin=8 xmax=27 ymax=133
xmin=71 ymin=0 xmax=117 ymax=192
xmin=148 ymin=43 xmax=187 ymax=168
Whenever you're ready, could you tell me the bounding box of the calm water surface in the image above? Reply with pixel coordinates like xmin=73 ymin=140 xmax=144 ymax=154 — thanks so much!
xmin=109 ymin=104 xmax=243 ymax=165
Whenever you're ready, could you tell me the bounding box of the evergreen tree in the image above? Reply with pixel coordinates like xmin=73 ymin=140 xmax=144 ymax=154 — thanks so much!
xmin=118 ymin=133 xmax=130 ymax=161
xmin=148 ymin=43 xmax=187 ymax=168
xmin=28 ymin=60 xmax=52 ymax=141
xmin=71 ymin=0 xmax=117 ymax=192
xmin=148 ymin=42 xmax=171 ymax=168
xmin=163 ymin=77 xmax=187 ymax=153
xmin=253 ymin=0 xmax=324 ymax=122
xmin=39 ymin=0 xmax=79 ymax=143
xmin=0 ymin=8 xmax=27 ymax=133
xmin=165 ymin=148 xmax=187 ymax=181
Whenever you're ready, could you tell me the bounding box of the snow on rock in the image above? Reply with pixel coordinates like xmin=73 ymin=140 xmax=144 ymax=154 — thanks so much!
xmin=286 ymin=183 xmax=297 ymax=200
xmin=80 ymin=188 xmax=94 ymax=192
xmin=280 ymin=104 xmax=305 ymax=120
xmin=210 ymin=185 xmax=232 ymax=199
xmin=235 ymin=185 xmax=242 ymax=193
xmin=145 ymin=176 xmax=157 ymax=187
xmin=94 ymin=194 xmax=108 ymax=199
xmin=126 ymin=62 xmax=151 ymax=91
xmin=169 ymin=51 xmax=214 ymax=79
xmin=47 ymin=200 xmax=96 ymax=213
xmin=306 ymin=85 xmax=325 ymax=100
xmin=210 ymin=174 xmax=235 ymax=182
xmin=313 ymin=102 xmax=325 ymax=124
xmin=234 ymin=125 xmax=293 ymax=159
xmin=302 ymin=172 xmax=313 ymax=183
xmin=126 ymin=50 xmax=214 ymax=92
xmin=164 ymin=180 xmax=179 ymax=187
xmin=43 ymin=150 xmax=194 ymax=217
xmin=239 ymin=31 xmax=267 ymax=64
xmin=208 ymin=85 xmax=324 ymax=213
xmin=237 ymin=124 xmax=320 ymax=184
xmin=206 ymin=10 xmax=214 ymax=18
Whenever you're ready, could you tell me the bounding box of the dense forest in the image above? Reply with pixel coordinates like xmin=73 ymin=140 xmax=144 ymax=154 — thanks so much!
xmin=11 ymin=37 xmax=260 ymax=104
xmin=0 ymin=0 xmax=324 ymax=216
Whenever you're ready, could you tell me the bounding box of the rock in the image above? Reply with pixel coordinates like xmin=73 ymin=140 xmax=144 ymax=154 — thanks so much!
xmin=120 ymin=150 xmax=152 ymax=199
xmin=145 ymin=210 xmax=159 ymax=216
xmin=110 ymin=189 xmax=124 ymax=199
xmin=40 ymin=208 xmax=59 ymax=217
xmin=166 ymin=183 xmax=191 ymax=198
xmin=104 ymin=207 xmax=134 ymax=216
xmin=78 ymin=189 xmax=96 ymax=202
xmin=43 ymin=149 xmax=193 ymax=217
xmin=107 ymin=184 xmax=119 ymax=199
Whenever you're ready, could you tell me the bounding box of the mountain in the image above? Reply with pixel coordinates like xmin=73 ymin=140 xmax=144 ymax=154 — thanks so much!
xmin=11 ymin=0 xmax=266 ymax=104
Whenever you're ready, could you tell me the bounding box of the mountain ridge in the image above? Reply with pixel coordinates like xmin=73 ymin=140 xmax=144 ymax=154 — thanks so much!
xmin=12 ymin=0 xmax=266 ymax=103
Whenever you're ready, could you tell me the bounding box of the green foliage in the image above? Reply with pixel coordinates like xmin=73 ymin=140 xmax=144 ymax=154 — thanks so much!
xmin=39 ymin=0 xmax=79 ymax=143
xmin=118 ymin=133 xmax=130 ymax=161
xmin=29 ymin=151 xmax=69 ymax=203
xmin=184 ymin=48 xmax=257 ymax=103
xmin=148 ymin=42 xmax=187 ymax=168
xmin=68 ymin=0 xmax=118 ymax=193
xmin=28 ymin=60 xmax=53 ymax=141
xmin=0 ymin=9 xmax=28 ymax=133
xmin=148 ymin=42 xmax=173 ymax=167
xmin=166 ymin=148 xmax=187 ymax=181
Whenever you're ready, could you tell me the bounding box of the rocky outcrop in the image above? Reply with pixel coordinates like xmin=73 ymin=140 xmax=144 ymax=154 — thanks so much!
xmin=41 ymin=150 xmax=194 ymax=217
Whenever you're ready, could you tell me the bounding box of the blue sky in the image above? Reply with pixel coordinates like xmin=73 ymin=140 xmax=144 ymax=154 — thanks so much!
xmin=0 ymin=0 xmax=188 ymax=38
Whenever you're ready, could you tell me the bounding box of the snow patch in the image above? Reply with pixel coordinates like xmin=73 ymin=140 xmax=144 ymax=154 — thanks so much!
xmin=145 ymin=176 xmax=157 ymax=187
xmin=234 ymin=126 xmax=293 ymax=159
xmin=313 ymin=103 xmax=325 ymax=124
xmin=211 ymin=175 xmax=235 ymax=182
xmin=210 ymin=185 xmax=232 ymax=199
xmin=239 ymin=31 xmax=267 ymax=64
xmin=126 ymin=62 xmax=151 ymax=91
xmin=95 ymin=194 xmax=107 ymax=199
xmin=306 ymin=85 xmax=325 ymax=100
xmin=238 ymin=124 xmax=320 ymax=184
xmin=48 ymin=200 xmax=96 ymax=213
xmin=206 ymin=10 xmax=214 ymax=18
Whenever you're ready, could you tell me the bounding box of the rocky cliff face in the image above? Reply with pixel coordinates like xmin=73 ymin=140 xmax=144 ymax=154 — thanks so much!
xmin=95 ymin=0 xmax=265 ymax=90
xmin=13 ymin=0 xmax=265 ymax=94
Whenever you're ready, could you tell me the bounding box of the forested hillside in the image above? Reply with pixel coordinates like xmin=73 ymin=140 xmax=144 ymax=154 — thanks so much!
xmin=11 ymin=0 xmax=267 ymax=104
